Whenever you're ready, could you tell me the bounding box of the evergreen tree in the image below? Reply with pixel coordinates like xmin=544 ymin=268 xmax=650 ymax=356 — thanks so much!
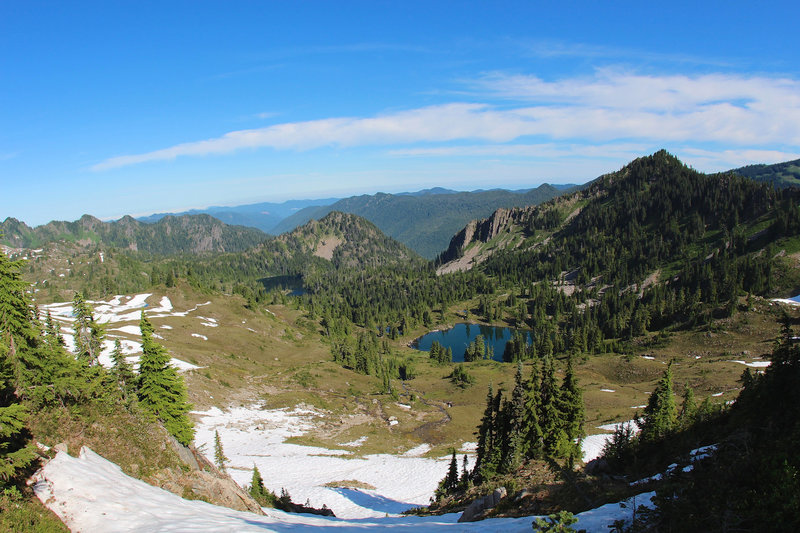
xmin=640 ymin=363 xmax=677 ymax=442
xmin=72 ymin=292 xmax=104 ymax=366
xmin=558 ymin=355 xmax=585 ymax=463
xmin=137 ymin=311 xmax=194 ymax=445
xmin=524 ymin=362 xmax=544 ymax=459
xmin=110 ymin=339 xmax=136 ymax=401
xmin=473 ymin=383 xmax=495 ymax=481
xmin=249 ymin=464 xmax=275 ymax=506
xmin=503 ymin=362 xmax=528 ymax=472
xmin=214 ymin=430 xmax=229 ymax=472
xmin=0 ymin=250 xmax=38 ymax=484
xmin=539 ymin=356 xmax=568 ymax=457
xmin=437 ymin=448 xmax=459 ymax=498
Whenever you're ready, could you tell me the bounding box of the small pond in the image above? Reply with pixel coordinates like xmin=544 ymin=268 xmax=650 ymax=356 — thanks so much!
xmin=412 ymin=323 xmax=532 ymax=363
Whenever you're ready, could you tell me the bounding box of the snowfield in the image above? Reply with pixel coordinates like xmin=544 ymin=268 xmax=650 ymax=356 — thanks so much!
xmin=33 ymin=434 xmax=655 ymax=532
xmin=40 ymin=293 xmax=202 ymax=371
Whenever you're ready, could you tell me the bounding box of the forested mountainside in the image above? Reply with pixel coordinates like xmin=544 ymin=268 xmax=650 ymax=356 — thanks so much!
xmin=0 ymin=213 xmax=268 ymax=254
xmin=730 ymin=157 xmax=800 ymax=188
xmin=271 ymin=184 xmax=571 ymax=258
xmin=5 ymin=151 xmax=800 ymax=531
xmin=17 ymin=211 xmax=423 ymax=307
xmin=137 ymin=197 xmax=341 ymax=233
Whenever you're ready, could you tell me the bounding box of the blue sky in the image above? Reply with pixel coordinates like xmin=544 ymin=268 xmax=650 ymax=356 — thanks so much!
xmin=2 ymin=1 xmax=799 ymax=226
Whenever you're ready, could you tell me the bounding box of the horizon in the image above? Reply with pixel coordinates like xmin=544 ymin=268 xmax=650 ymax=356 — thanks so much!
xmin=2 ymin=1 xmax=799 ymax=226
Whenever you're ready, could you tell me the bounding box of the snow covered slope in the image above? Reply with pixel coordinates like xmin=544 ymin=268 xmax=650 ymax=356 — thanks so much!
xmin=32 ymin=446 xmax=653 ymax=532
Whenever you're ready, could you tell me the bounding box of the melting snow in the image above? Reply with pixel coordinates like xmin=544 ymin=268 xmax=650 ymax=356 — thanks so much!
xmin=191 ymin=333 xmax=208 ymax=341
xmin=731 ymin=360 xmax=771 ymax=368
xmin=32 ymin=422 xmax=656 ymax=532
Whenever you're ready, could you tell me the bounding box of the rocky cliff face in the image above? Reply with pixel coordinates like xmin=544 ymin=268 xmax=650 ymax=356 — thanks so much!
xmin=436 ymin=207 xmax=529 ymax=268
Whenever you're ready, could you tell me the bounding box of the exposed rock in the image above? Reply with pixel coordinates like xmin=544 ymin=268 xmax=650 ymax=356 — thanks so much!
xmin=152 ymin=447 xmax=263 ymax=515
xmin=457 ymin=486 xmax=507 ymax=522
xmin=168 ymin=435 xmax=200 ymax=471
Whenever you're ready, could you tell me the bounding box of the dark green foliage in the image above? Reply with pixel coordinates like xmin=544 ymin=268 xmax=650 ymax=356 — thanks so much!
xmin=110 ymin=339 xmax=136 ymax=402
xmin=214 ymin=430 xmax=228 ymax=472
xmin=471 ymin=360 xmax=585 ymax=485
xmin=633 ymin=320 xmax=800 ymax=531
xmin=429 ymin=341 xmax=452 ymax=365
xmin=71 ymin=292 xmax=104 ymax=366
xmin=435 ymin=449 xmax=460 ymax=501
xmin=730 ymin=157 xmax=800 ymax=189
xmin=273 ymin=185 xmax=567 ymax=259
xmin=464 ymin=335 xmax=487 ymax=362
xmin=639 ymin=364 xmax=677 ymax=443
xmin=249 ymin=465 xmax=277 ymax=507
xmin=532 ymin=510 xmax=584 ymax=532
xmin=136 ymin=312 xmax=194 ymax=446
xmin=449 ymin=364 xmax=475 ymax=388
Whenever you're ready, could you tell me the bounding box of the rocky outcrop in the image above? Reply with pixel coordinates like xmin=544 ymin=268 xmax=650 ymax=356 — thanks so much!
xmin=457 ymin=486 xmax=507 ymax=522
xmin=436 ymin=207 xmax=528 ymax=267
xmin=152 ymin=438 xmax=265 ymax=515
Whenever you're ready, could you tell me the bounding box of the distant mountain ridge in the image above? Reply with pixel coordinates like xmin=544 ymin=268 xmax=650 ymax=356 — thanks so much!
xmin=271 ymin=184 xmax=573 ymax=258
xmin=437 ymin=150 xmax=797 ymax=281
xmin=0 ymin=213 xmax=268 ymax=255
xmin=729 ymin=158 xmax=800 ymax=188
xmin=137 ymin=197 xmax=341 ymax=233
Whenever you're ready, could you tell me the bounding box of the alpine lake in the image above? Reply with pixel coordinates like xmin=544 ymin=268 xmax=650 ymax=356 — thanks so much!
xmin=411 ymin=323 xmax=533 ymax=363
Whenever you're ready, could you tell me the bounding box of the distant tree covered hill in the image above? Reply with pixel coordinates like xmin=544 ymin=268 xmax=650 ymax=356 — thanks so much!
xmin=272 ymin=184 xmax=573 ymax=258
xmin=0 ymin=213 xmax=268 ymax=255
xmin=137 ymin=197 xmax=341 ymax=233
xmin=439 ymin=151 xmax=800 ymax=292
xmin=729 ymin=157 xmax=800 ymax=188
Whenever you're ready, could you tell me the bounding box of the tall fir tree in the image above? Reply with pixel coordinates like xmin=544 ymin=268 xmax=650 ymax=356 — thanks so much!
xmin=524 ymin=361 xmax=544 ymax=460
xmin=640 ymin=363 xmax=678 ymax=442
xmin=72 ymin=292 xmax=104 ymax=366
xmin=110 ymin=339 xmax=136 ymax=402
xmin=0 ymin=250 xmax=37 ymax=485
xmin=137 ymin=311 xmax=194 ymax=446
xmin=558 ymin=355 xmax=585 ymax=462
xmin=502 ymin=362 xmax=528 ymax=472
xmin=214 ymin=430 xmax=229 ymax=472
xmin=539 ymin=356 xmax=568 ymax=457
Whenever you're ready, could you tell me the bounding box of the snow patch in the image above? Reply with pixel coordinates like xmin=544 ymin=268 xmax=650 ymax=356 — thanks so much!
xmin=600 ymin=388 xmax=615 ymax=393
xmin=191 ymin=333 xmax=208 ymax=341
xmin=33 ymin=445 xmax=657 ymax=532
xmin=731 ymin=360 xmax=771 ymax=368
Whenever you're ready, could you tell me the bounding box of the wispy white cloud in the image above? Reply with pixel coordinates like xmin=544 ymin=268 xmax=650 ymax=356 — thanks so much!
xmin=92 ymin=71 xmax=800 ymax=171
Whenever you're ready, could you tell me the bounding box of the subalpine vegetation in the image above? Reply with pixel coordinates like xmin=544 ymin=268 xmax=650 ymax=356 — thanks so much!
xmin=0 ymin=247 xmax=195 ymax=528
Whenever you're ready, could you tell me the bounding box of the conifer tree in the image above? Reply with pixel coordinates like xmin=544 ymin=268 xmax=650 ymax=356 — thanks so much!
xmin=137 ymin=311 xmax=194 ymax=445
xmin=110 ymin=339 xmax=136 ymax=401
xmin=473 ymin=383 xmax=495 ymax=481
xmin=441 ymin=448 xmax=459 ymax=495
xmin=249 ymin=464 xmax=275 ymax=506
xmin=539 ymin=356 xmax=568 ymax=457
xmin=214 ymin=430 xmax=229 ymax=472
xmin=72 ymin=292 xmax=106 ymax=366
xmin=503 ymin=362 xmax=528 ymax=472
xmin=558 ymin=355 xmax=585 ymax=462
xmin=524 ymin=362 xmax=544 ymax=460
xmin=640 ymin=363 xmax=677 ymax=442
xmin=0 ymin=250 xmax=37 ymax=484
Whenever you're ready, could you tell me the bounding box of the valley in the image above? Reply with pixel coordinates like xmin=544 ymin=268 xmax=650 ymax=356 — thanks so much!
xmin=3 ymin=152 xmax=800 ymax=532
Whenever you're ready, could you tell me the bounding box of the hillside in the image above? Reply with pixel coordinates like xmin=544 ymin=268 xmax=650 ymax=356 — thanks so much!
xmin=439 ymin=151 xmax=800 ymax=288
xmin=137 ymin=197 xmax=340 ymax=233
xmin=272 ymin=185 xmax=571 ymax=259
xmin=730 ymin=157 xmax=800 ymax=188
xmin=0 ymin=214 xmax=269 ymax=255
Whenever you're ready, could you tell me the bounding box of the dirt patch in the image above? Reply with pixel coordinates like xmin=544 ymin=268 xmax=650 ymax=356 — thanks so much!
xmin=314 ymin=237 xmax=343 ymax=260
